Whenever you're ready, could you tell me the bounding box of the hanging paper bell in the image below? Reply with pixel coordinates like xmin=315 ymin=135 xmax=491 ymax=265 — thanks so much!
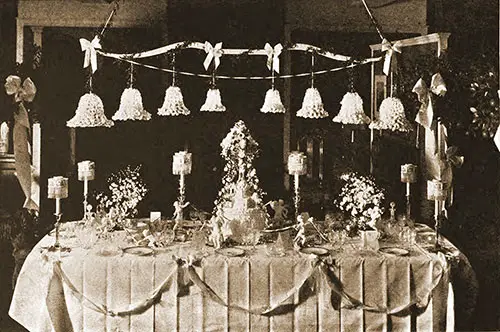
xmin=369 ymin=97 xmax=412 ymax=132
xmin=158 ymin=86 xmax=191 ymax=116
xmin=112 ymin=87 xmax=151 ymax=121
xmin=296 ymin=88 xmax=329 ymax=119
xmin=67 ymin=93 xmax=114 ymax=128
xmin=332 ymin=92 xmax=370 ymax=125
xmin=260 ymin=88 xmax=286 ymax=114
xmin=200 ymin=88 xmax=226 ymax=112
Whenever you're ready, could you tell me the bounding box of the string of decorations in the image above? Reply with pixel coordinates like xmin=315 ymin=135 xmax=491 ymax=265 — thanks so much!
xmin=68 ymin=0 xmax=411 ymax=127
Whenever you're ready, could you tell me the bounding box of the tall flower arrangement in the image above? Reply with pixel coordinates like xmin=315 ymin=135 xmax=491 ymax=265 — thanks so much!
xmin=96 ymin=165 xmax=148 ymax=228
xmin=335 ymin=172 xmax=385 ymax=234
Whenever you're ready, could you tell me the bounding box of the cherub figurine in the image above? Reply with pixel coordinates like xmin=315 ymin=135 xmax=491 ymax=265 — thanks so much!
xmin=270 ymin=199 xmax=288 ymax=223
xmin=293 ymin=213 xmax=308 ymax=248
xmin=209 ymin=214 xmax=224 ymax=249
xmin=173 ymin=200 xmax=190 ymax=231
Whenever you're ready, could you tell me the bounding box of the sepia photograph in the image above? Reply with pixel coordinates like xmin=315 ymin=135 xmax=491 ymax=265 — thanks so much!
xmin=0 ymin=0 xmax=498 ymax=331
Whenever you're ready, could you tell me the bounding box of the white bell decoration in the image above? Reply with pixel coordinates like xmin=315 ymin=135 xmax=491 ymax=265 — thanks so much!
xmin=200 ymin=88 xmax=226 ymax=112
xmin=260 ymin=88 xmax=286 ymax=114
xmin=296 ymin=88 xmax=329 ymax=119
xmin=369 ymin=97 xmax=412 ymax=132
xmin=67 ymin=93 xmax=114 ymax=128
xmin=332 ymin=92 xmax=370 ymax=125
xmin=112 ymin=87 xmax=151 ymax=121
xmin=158 ymin=86 xmax=191 ymax=116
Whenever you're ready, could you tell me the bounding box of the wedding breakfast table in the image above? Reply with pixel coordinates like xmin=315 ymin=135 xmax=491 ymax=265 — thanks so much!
xmin=9 ymin=222 xmax=472 ymax=332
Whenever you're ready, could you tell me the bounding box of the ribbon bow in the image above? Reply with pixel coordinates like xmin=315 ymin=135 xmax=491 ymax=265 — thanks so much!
xmin=79 ymin=35 xmax=102 ymax=73
xmin=381 ymin=38 xmax=402 ymax=75
xmin=412 ymin=73 xmax=447 ymax=130
xmin=4 ymin=75 xmax=37 ymax=105
xmin=203 ymin=41 xmax=223 ymax=71
xmin=264 ymin=43 xmax=283 ymax=74
xmin=4 ymin=75 xmax=38 ymax=210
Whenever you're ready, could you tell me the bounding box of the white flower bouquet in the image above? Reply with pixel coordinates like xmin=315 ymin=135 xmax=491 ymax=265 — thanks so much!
xmin=335 ymin=172 xmax=385 ymax=234
xmin=96 ymin=165 xmax=148 ymax=230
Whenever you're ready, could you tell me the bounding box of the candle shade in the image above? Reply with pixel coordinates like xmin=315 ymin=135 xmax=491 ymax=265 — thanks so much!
xmin=0 ymin=122 xmax=8 ymax=154
xmin=401 ymin=164 xmax=418 ymax=183
xmin=288 ymin=151 xmax=307 ymax=175
xmin=173 ymin=151 xmax=192 ymax=175
xmin=427 ymin=179 xmax=447 ymax=201
xmin=48 ymin=176 xmax=69 ymax=199
xmin=78 ymin=160 xmax=96 ymax=181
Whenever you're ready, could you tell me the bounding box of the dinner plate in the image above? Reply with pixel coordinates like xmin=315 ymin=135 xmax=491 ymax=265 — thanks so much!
xmin=215 ymin=248 xmax=246 ymax=257
xmin=379 ymin=247 xmax=409 ymax=256
xmin=122 ymin=246 xmax=155 ymax=256
xmin=299 ymin=247 xmax=330 ymax=256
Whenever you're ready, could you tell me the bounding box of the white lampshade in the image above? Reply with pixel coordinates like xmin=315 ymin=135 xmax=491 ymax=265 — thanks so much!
xmin=67 ymin=93 xmax=114 ymax=128
xmin=260 ymin=89 xmax=286 ymax=114
xmin=158 ymin=86 xmax=190 ymax=116
xmin=332 ymin=92 xmax=370 ymax=125
xmin=112 ymin=88 xmax=151 ymax=121
xmin=200 ymin=88 xmax=226 ymax=112
xmin=296 ymin=88 xmax=329 ymax=119
xmin=369 ymin=97 xmax=412 ymax=132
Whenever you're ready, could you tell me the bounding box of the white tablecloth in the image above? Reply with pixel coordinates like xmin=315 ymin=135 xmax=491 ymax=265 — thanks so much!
xmin=10 ymin=228 xmax=460 ymax=332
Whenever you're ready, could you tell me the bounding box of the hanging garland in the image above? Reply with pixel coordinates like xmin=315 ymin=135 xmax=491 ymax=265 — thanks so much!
xmin=85 ymin=41 xmax=383 ymax=80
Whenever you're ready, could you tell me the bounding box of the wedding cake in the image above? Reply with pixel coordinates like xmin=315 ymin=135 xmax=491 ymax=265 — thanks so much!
xmin=214 ymin=120 xmax=268 ymax=243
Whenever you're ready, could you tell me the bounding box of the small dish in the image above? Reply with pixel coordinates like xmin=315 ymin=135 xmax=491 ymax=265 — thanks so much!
xmin=299 ymin=247 xmax=330 ymax=256
xmin=215 ymin=248 xmax=245 ymax=257
xmin=122 ymin=246 xmax=155 ymax=256
xmin=95 ymin=247 xmax=122 ymax=257
xmin=379 ymin=247 xmax=409 ymax=256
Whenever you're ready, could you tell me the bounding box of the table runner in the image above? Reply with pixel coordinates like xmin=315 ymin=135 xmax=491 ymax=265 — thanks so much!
xmin=10 ymin=231 xmax=457 ymax=332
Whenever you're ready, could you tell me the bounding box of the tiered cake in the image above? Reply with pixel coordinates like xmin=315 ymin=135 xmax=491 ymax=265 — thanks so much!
xmin=214 ymin=120 xmax=268 ymax=243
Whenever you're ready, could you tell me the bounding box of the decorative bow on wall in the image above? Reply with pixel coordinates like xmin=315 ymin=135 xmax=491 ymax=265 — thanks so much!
xmin=264 ymin=43 xmax=283 ymax=74
xmin=203 ymin=42 xmax=223 ymax=71
xmin=80 ymin=35 xmax=102 ymax=73
xmin=4 ymin=75 xmax=38 ymax=210
xmin=381 ymin=38 xmax=401 ymax=76
xmin=440 ymin=142 xmax=464 ymax=208
xmin=412 ymin=73 xmax=447 ymax=130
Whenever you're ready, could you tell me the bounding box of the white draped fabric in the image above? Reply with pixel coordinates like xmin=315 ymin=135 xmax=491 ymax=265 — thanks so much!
xmin=10 ymin=226 xmax=462 ymax=332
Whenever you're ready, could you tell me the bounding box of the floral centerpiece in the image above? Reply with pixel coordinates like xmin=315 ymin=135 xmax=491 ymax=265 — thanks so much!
xmin=334 ymin=172 xmax=385 ymax=235
xmin=212 ymin=120 xmax=268 ymax=245
xmin=95 ymin=165 xmax=148 ymax=231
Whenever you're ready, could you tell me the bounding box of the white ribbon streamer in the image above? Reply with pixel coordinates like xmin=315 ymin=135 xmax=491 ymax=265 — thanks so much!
xmin=203 ymin=42 xmax=223 ymax=71
xmin=80 ymin=36 xmax=102 ymax=73
xmin=264 ymin=43 xmax=283 ymax=73
xmin=381 ymin=38 xmax=402 ymax=75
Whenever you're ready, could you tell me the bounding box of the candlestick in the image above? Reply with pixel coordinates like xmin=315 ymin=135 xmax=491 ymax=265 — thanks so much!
xmin=78 ymin=161 xmax=95 ymax=220
xmin=288 ymin=152 xmax=306 ymax=220
xmin=427 ymin=179 xmax=446 ymax=250
xmin=434 ymin=200 xmax=440 ymax=249
xmin=48 ymin=176 xmax=68 ymax=250
xmin=401 ymin=164 xmax=417 ymax=219
xmin=294 ymin=173 xmax=300 ymax=220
